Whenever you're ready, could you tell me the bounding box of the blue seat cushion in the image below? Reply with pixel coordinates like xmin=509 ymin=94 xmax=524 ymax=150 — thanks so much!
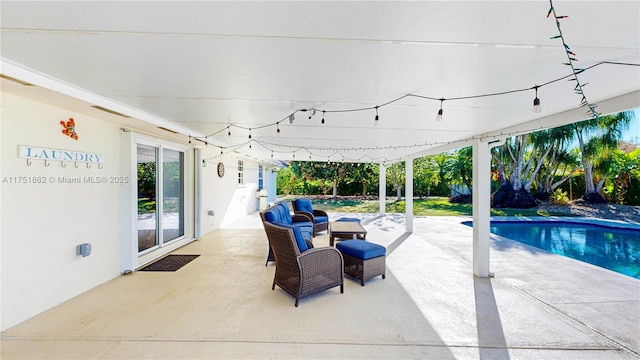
xmin=314 ymin=215 xmax=329 ymax=224
xmin=336 ymin=217 xmax=361 ymax=223
xmin=294 ymin=198 xmax=313 ymax=213
xmin=336 ymin=240 xmax=385 ymax=260
xmin=272 ymin=221 xmax=312 ymax=240
xmin=292 ymin=227 xmax=308 ymax=252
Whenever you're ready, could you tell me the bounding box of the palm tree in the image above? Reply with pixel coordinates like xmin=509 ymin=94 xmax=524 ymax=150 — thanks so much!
xmin=536 ymin=124 xmax=578 ymax=196
xmin=573 ymin=111 xmax=634 ymax=202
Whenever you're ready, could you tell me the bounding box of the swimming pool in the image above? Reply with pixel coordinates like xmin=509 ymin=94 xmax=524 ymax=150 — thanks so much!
xmin=463 ymin=220 xmax=640 ymax=279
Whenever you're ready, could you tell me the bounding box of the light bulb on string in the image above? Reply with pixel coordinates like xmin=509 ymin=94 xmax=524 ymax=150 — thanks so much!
xmin=533 ymin=86 xmax=541 ymax=113
xmin=289 ymin=113 xmax=295 ymax=124
xmin=205 ymin=137 xmax=208 ymax=145
xmin=374 ymin=106 xmax=379 ymax=126
xmin=276 ymin=123 xmax=281 ymax=136
xmin=321 ymin=110 xmax=325 ymax=128
xmin=436 ymin=99 xmax=444 ymax=122
xmin=188 ymin=135 xmax=191 ymax=144
xmin=227 ymin=127 xmax=231 ymax=136
xmin=248 ymin=129 xmax=252 ymax=139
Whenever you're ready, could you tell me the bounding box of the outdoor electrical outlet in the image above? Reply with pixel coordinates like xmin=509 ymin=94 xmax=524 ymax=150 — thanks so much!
xmin=76 ymin=243 xmax=92 ymax=257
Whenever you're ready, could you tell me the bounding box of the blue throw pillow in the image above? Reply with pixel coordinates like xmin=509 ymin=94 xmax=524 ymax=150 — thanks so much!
xmin=264 ymin=210 xmax=276 ymax=223
xmin=292 ymin=227 xmax=308 ymax=252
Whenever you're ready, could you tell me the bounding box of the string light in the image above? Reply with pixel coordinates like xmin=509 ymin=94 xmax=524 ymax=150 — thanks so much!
xmin=436 ymin=99 xmax=444 ymax=122
xmin=321 ymin=110 xmax=325 ymax=127
xmin=190 ymin=61 xmax=637 ymax=148
xmin=205 ymin=136 xmax=208 ymax=146
xmin=533 ymin=86 xmax=541 ymax=113
xmin=248 ymin=128 xmax=252 ymax=139
xmin=203 ymin=121 xmax=578 ymax=163
xmin=374 ymin=106 xmax=379 ymax=126
xmin=188 ymin=135 xmax=191 ymax=144
xmin=547 ymin=0 xmax=599 ymax=118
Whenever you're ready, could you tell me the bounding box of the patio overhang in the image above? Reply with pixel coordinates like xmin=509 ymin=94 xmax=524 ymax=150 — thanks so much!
xmin=1 ymin=1 xmax=638 ymax=279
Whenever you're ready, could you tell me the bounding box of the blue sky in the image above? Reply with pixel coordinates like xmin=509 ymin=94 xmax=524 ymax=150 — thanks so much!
xmin=625 ymin=108 xmax=640 ymax=144
xmin=624 ymin=109 xmax=640 ymax=145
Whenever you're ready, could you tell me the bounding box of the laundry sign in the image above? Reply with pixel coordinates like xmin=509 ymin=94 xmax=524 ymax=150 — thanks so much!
xmin=18 ymin=145 xmax=105 ymax=163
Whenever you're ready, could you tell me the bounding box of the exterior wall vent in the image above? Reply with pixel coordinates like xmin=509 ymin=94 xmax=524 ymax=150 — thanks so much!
xmin=0 ymin=74 xmax=34 ymax=86
xmin=91 ymin=105 xmax=130 ymax=118
xmin=158 ymin=126 xmax=179 ymax=134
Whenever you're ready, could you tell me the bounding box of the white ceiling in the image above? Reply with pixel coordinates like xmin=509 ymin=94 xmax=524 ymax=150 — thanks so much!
xmin=2 ymin=1 xmax=639 ymax=164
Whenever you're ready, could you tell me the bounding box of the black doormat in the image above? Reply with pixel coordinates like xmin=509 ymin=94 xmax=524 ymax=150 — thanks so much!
xmin=139 ymin=255 xmax=200 ymax=272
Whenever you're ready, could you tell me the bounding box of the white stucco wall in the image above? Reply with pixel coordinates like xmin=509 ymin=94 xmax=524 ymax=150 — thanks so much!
xmin=0 ymin=93 xmax=276 ymax=330
xmin=199 ymin=153 xmax=266 ymax=232
xmin=1 ymin=93 xmax=122 ymax=330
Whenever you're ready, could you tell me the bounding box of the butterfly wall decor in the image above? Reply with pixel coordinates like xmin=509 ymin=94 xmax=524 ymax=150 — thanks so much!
xmin=60 ymin=118 xmax=78 ymax=140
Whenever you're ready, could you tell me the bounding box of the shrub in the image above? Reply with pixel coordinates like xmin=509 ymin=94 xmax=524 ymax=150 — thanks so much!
xmin=552 ymin=189 xmax=570 ymax=205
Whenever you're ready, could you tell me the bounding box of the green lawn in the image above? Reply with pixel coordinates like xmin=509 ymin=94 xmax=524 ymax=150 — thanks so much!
xmin=305 ymin=196 xmax=567 ymax=217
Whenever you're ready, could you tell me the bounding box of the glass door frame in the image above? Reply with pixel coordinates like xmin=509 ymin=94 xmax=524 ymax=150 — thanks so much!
xmin=136 ymin=139 xmax=188 ymax=255
xmin=120 ymin=131 xmax=198 ymax=273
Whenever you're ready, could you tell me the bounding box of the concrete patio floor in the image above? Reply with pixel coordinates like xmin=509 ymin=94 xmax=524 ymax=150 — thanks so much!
xmin=2 ymin=213 xmax=639 ymax=359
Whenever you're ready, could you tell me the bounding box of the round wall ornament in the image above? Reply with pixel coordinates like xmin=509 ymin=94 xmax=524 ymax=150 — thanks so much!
xmin=217 ymin=162 xmax=225 ymax=177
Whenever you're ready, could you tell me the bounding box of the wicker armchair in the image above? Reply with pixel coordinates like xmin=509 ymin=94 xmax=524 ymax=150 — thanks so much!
xmin=292 ymin=198 xmax=329 ymax=236
xmin=260 ymin=205 xmax=314 ymax=266
xmin=262 ymin=221 xmax=344 ymax=306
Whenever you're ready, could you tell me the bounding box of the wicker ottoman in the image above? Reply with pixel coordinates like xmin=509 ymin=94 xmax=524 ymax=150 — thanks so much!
xmin=335 ymin=240 xmax=386 ymax=286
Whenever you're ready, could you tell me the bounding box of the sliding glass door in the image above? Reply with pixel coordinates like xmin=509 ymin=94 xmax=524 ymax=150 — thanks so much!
xmin=137 ymin=144 xmax=185 ymax=253
xmin=162 ymin=149 xmax=184 ymax=243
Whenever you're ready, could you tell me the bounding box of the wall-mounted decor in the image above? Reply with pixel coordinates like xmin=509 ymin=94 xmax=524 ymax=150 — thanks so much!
xmin=217 ymin=162 xmax=225 ymax=178
xmin=18 ymin=145 xmax=104 ymax=164
xmin=60 ymin=118 xmax=78 ymax=140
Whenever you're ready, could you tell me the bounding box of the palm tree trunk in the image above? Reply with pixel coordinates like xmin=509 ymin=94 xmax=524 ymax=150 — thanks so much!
xmin=576 ymin=131 xmax=597 ymax=194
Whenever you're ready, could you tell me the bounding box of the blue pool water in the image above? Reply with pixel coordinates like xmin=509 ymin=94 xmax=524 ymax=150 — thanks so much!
xmin=463 ymin=221 xmax=640 ymax=279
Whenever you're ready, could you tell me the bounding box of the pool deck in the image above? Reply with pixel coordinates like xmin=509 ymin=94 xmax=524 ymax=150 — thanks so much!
xmin=1 ymin=213 xmax=639 ymax=359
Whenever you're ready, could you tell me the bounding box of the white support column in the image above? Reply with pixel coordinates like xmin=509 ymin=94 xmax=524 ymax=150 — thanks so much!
xmin=405 ymin=158 xmax=413 ymax=233
xmin=379 ymin=163 xmax=386 ymax=215
xmin=472 ymin=139 xmax=491 ymax=277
